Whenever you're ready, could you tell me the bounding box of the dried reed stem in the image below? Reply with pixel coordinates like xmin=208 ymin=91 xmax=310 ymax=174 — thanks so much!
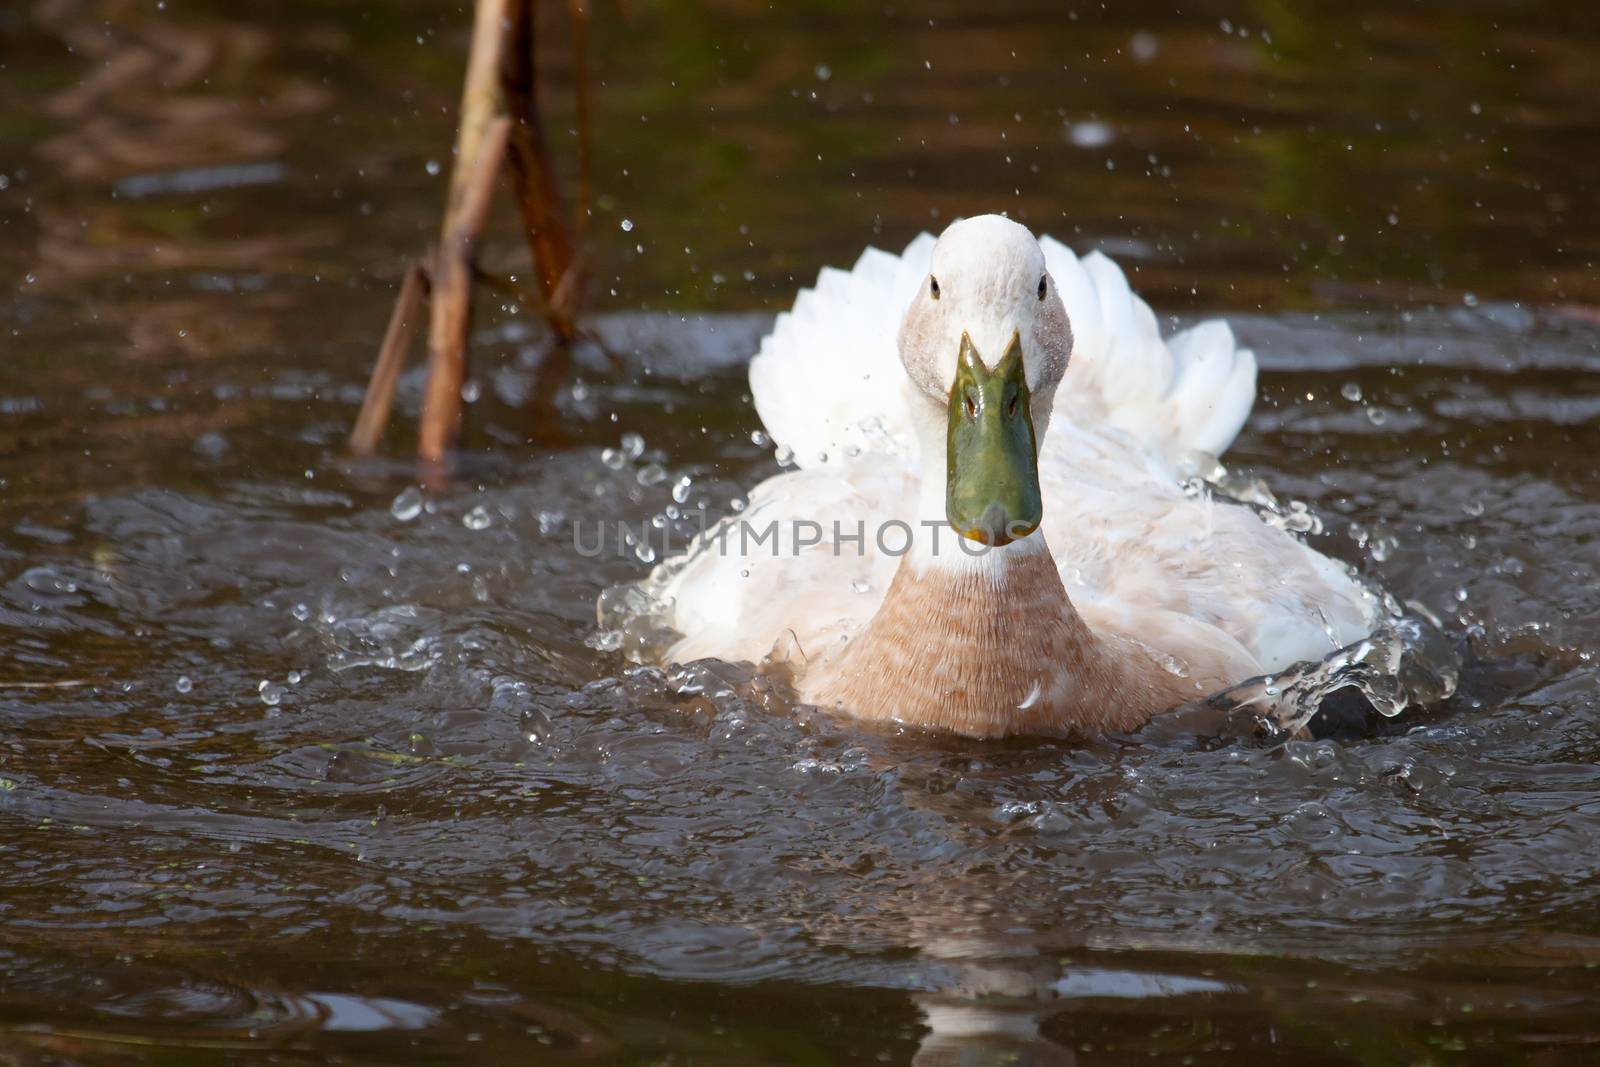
xmin=349 ymin=260 xmax=429 ymax=455
xmin=416 ymin=0 xmax=516 ymax=464
xmin=352 ymin=0 xmax=591 ymax=465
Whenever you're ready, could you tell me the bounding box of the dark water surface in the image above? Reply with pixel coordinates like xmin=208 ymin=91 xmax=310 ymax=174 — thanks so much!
xmin=3 ymin=1 xmax=1599 ymax=1063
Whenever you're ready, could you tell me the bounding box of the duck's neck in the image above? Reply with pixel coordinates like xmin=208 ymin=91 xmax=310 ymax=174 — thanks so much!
xmin=800 ymin=392 xmax=1129 ymax=736
xmin=810 ymin=531 xmax=1110 ymax=736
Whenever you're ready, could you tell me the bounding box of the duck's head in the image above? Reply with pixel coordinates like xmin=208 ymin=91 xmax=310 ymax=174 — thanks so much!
xmin=898 ymin=215 xmax=1072 ymax=547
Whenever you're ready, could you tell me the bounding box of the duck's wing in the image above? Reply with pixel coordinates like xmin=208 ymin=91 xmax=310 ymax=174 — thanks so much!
xmin=1034 ymin=240 xmax=1378 ymax=671
xmin=748 ymin=234 xmax=934 ymax=468
xmin=1040 ymin=237 xmax=1256 ymax=472
xmin=1040 ymin=430 xmax=1379 ymax=673
xmin=655 ymin=455 xmax=913 ymax=666
xmin=1032 ymin=243 xmax=1377 ymax=672
xmin=643 ymin=234 xmax=932 ymax=668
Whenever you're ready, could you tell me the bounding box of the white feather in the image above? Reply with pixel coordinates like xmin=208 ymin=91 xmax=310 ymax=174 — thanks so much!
xmin=646 ymin=225 xmax=1374 ymax=676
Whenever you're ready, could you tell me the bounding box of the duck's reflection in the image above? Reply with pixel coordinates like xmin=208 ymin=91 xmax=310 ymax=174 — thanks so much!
xmin=907 ymin=937 xmax=1240 ymax=1065
xmin=907 ymin=930 xmax=1077 ymax=1066
xmin=913 ymin=994 xmax=1074 ymax=1066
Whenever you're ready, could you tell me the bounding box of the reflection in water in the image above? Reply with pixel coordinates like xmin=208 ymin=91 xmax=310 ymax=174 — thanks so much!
xmin=33 ymin=0 xmax=323 ymax=183
xmin=23 ymin=0 xmax=333 ymax=365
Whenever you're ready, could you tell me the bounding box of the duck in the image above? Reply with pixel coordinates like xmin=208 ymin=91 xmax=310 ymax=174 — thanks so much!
xmin=607 ymin=214 xmax=1379 ymax=737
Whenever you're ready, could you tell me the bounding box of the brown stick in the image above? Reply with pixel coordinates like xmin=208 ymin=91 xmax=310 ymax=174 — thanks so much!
xmin=352 ymin=0 xmax=594 ymax=462
xmin=349 ymin=261 xmax=429 ymax=456
xmin=416 ymin=0 xmax=515 ymax=466
xmin=502 ymin=0 xmax=579 ymax=339
xmin=417 ymin=116 xmax=512 ymax=464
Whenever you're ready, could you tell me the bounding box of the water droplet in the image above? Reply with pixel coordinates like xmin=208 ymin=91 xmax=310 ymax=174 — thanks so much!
xmin=521 ymin=708 xmax=552 ymax=745
xmin=1463 ymin=292 xmax=1479 ymax=308
xmin=636 ymin=463 xmax=668 ymax=487
xmin=258 ymin=680 xmax=284 ymax=706
xmin=850 ymin=579 xmax=870 ymax=593
xmin=1340 ymin=382 xmax=1363 ymax=403
xmin=424 ymin=159 xmax=441 ymax=176
xmin=291 ymin=602 xmax=311 ymax=622
xmin=621 ymin=432 xmax=646 ymax=459
xmin=460 ymin=379 xmax=482 ymax=403
xmin=462 ymin=505 xmax=492 ymax=531
xmin=634 ymin=542 xmax=657 ymax=564
xmin=23 ymin=567 xmax=76 ymax=595
xmin=1066 ymin=120 xmax=1115 ymax=148
xmin=814 ymin=63 xmax=832 ymax=81
xmin=390 ymin=486 xmax=424 ymax=521
xmin=671 ymin=476 xmax=693 ymax=504
xmin=1365 ymin=406 xmax=1389 ymax=426
xmin=1463 ymin=499 xmax=1485 ymax=517
xmin=774 ymin=443 xmax=795 ymax=467
xmin=749 ymin=430 xmax=769 ymax=447
xmin=287 ymin=670 xmax=303 ymax=685
xmin=619 ymin=218 xmax=634 ymax=232
xmin=601 ymin=447 xmax=626 ymax=470
xmin=175 ymin=675 xmax=193 ymax=694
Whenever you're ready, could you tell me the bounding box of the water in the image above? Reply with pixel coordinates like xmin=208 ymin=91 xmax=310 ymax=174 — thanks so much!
xmin=3 ymin=0 xmax=1600 ymax=1062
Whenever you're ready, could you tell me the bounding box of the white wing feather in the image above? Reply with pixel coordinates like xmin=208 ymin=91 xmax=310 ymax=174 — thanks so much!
xmin=748 ymin=235 xmax=932 ymax=467
xmin=1039 ymin=238 xmax=1257 ymax=470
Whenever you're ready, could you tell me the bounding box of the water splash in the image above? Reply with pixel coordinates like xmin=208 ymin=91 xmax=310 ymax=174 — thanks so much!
xmin=1169 ymin=453 xmax=1463 ymax=735
xmin=1209 ymin=612 xmax=1460 ymax=738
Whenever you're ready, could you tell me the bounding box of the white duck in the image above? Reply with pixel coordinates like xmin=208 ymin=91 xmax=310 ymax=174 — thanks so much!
xmin=611 ymin=214 xmax=1378 ymax=737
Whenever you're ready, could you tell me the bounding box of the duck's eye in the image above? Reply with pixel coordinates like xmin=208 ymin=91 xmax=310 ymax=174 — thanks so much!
xmin=1006 ymin=391 xmax=1019 ymax=419
xmin=930 ymin=276 xmax=941 ymax=300
xmin=963 ymin=388 xmax=978 ymax=419
xmin=1037 ymin=275 xmax=1048 ymax=301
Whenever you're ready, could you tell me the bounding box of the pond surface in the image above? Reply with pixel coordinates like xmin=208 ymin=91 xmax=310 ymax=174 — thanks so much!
xmin=2 ymin=0 xmax=1599 ymax=1063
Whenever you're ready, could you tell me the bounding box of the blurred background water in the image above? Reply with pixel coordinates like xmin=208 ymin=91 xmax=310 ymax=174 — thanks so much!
xmin=1 ymin=1 xmax=1598 ymax=1063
